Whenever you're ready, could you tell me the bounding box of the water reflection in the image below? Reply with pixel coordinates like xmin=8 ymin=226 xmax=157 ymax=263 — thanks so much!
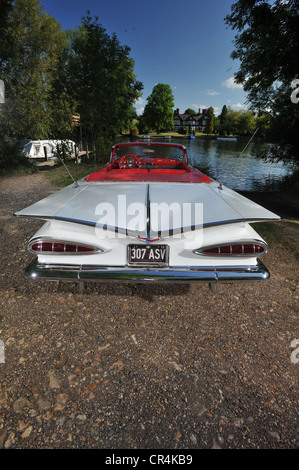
xmin=184 ymin=139 xmax=294 ymax=191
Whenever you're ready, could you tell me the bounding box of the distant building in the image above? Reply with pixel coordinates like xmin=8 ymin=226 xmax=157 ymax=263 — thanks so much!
xmin=173 ymin=108 xmax=208 ymax=133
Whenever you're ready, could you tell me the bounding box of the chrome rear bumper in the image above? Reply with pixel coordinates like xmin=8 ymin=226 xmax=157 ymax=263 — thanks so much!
xmin=25 ymin=258 xmax=270 ymax=283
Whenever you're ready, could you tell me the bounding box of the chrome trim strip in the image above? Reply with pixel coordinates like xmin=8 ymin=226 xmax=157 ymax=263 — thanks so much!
xmin=25 ymin=259 xmax=270 ymax=283
xmin=15 ymin=213 xmax=280 ymax=232
xmin=146 ymin=184 xmax=150 ymax=240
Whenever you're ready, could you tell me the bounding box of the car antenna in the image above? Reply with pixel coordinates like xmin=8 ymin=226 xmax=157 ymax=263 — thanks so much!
xmin=239 ymin=127 xmax=259 ymax=156
xmin=39 ymin=126 xmax=79 ymax=188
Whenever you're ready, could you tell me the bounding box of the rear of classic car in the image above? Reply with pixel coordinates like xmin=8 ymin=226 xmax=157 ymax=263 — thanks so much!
xmin=22 ymin=208 xmax=271 ymax=290
xmin=15 ymin=142 xmax=280 ymax=291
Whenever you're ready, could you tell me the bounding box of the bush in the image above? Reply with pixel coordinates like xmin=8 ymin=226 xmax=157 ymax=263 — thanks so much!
xmin=94 ymin=136 xmax=112 ymax=164
xmin=54 ymin=141 xmax=72 ymax=161
xmin=0 ymin=136 xmax=36 ymax=175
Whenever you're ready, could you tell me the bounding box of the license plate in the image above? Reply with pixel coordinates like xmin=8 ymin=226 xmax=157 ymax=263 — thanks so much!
xmin=128 ymin=245 xmax=169 ymax=267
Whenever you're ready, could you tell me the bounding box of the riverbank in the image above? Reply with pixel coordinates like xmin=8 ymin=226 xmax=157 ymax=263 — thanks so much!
xmin=125 ymin=132 xmax=261 ymax=142
xmin=127 ymin=133 xmax=222 ymax=141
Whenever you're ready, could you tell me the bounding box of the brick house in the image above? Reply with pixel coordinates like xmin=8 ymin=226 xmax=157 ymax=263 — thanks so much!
xmin=173 ymin=108 xmax=208 ymax=133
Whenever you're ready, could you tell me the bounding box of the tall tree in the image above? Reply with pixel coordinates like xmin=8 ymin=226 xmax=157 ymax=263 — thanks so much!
xmin=65 ymin=14 xmax=143 ymax=159
xmin=225 ymin=0 xmax=299 ymax=162
xmin=0 ymin=0 xmax=70 ymax=139
xmin=142 ymin=84 xmax=174 ymax=132
xmin=205 ymin=107 xmax=215 ymax=134
xmin=220 ymin=105 xmax=228 ymax=125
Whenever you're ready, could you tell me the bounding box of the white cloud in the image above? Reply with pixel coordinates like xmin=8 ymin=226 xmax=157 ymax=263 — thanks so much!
xmin=232 ymin=102 xmax=244 ymax=109
xmin=135 ymin=97 xmax=145 ymax=105
xmin=222 ymin=77 xmax=244 ymax=89
xmin=136 ymin=107 xmax=144 ymax=115
xmin=135 ymin=97 xmax=146 ymax=115
xmin=206 ymin=90 xmax=221 ymax=96
xmin=192 ymin=103 xmax=207 ymax=110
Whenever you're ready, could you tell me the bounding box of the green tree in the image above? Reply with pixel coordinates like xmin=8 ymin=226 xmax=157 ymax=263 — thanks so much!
xmin=0 ymin=0 xmax=70 ymax=140
xmin=226 ymin=109 xmax=239 ymax=135
xmin=225 ymin=0 xmax=299 ymax=162
xmin=142 ymin=84 xmax=174 ymax=132
xmin=220 ymin=105 xmax=228 ymax=125
xmin=217 ymin=108 xmax=257 ymax=135
xmin=255 ymin=112 xmax=271 ymax=140
xmin=184 ymin=108 xmax=196 ymax=115
xmin=205 ymin=107 xmax=215 ymax=134
xmin=238 ymin=110 xmax=256 ymax=135
xmin=65 ymin=14 xmax=143 ymax=160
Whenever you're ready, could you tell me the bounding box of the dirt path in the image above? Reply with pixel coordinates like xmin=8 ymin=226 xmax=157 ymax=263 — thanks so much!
xmin=0 ymin=172 xmax=298 ymax=449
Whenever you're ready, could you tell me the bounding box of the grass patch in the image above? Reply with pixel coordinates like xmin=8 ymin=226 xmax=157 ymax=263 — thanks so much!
xmin=44 ymin=162 xmax=101 ymax=186
xmin=278 ymin=168 xmax=299 ymax=196
xmin=153 ymin=132 xmax=187 ymax=137
xmin=0 ymin=163 xmax=38 ymax=177
xmin=251 ymin=221 xmax=285 ymax=247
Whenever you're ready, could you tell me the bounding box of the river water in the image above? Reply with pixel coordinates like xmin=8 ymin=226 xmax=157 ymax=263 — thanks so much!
xmin=183 ymin=138 xmax=294 ymax=192
xmin=120 ymin=137 xmax=294 ymax=192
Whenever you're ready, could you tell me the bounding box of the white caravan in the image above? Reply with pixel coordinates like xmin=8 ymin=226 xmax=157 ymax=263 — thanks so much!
xmin=23 ymin=140 xmax=76 ymax=160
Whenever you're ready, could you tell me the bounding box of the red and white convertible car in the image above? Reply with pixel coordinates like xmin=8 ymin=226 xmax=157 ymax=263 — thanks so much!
xmin=15 ymin=142 xmax=280 ymax=290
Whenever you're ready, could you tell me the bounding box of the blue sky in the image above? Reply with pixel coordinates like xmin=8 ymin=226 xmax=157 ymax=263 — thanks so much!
xmin=41 ymin=0 xmax=247 ymax=116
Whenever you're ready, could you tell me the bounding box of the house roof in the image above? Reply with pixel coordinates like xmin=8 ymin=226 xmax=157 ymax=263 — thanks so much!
xmin=176 ymin=113 xmax=191 ymax=120
xmin=174 ymin=111 xmax=205 ymax=121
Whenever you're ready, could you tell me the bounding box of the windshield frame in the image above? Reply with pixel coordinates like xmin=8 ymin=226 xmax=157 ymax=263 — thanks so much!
xmin=110 ymin=142 xmax=187 ymax=164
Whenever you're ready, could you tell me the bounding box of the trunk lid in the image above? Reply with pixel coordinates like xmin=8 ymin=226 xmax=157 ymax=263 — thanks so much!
xmin=15 ymin=181 xmax=280 ymax=238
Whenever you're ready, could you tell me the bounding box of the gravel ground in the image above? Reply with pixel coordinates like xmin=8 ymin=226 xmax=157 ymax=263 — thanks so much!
xmin=0 ymin=172 xmax=298 ymax=449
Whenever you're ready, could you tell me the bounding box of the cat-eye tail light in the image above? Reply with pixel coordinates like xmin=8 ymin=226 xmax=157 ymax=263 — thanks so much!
xmin=28 ymin=239 xmax=103 ymax=255
xmin=194 ymin=241 xmax=267 ymax=257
